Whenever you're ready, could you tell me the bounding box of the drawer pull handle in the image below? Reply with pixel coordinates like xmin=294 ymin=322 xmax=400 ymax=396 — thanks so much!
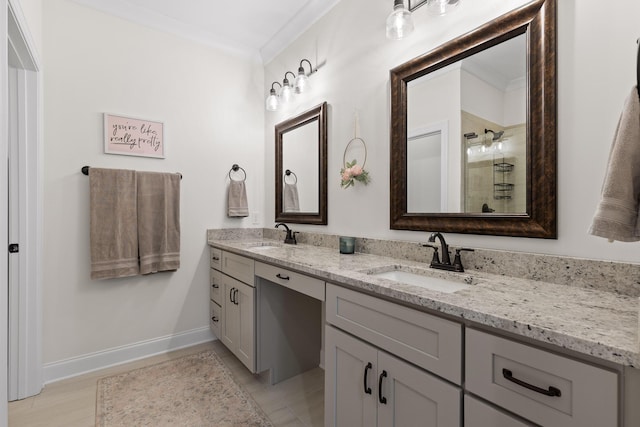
xmin=363 ymin=362 xmax=372 ymax=395
xmin=276 ymin=273 xmax=290 ymax=280
xmin=212 ymin=284 xmax=219 ymax=289
xmin=211 ymin=316 xmax=218 ymax=323
xmin=502 ymin=369 xmax=562 ymax=397
xmin=212 ymin=256 xmax=220 ymax=261
xmin=378 ymin=370 xmax=388 ymax=404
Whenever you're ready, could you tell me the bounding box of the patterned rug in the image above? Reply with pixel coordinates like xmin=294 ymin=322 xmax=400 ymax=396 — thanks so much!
xmin=95 ymin=350 xmax=273 ymax=426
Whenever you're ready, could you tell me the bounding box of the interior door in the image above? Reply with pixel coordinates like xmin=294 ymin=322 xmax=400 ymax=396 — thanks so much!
xmin=7 ymin=65 xmax=20 ymax=402
xmin=6 ymin=1 xmax=43 ymax=403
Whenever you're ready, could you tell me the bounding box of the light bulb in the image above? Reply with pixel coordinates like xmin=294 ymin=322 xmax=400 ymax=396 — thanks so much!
xmin=280 ymin=84 xmax=294 ymax=104
xmin=426 ymin=0 xmax=462 ymax=16
xmin=295 ymin=71 xmax=310 ymax=94
xmin=265 ymin=89 xmax=278 ymax=111
xmin=386 ymin=0 xmax=414 ymax=40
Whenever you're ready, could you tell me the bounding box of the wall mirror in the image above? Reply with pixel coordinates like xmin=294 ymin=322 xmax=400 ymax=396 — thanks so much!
xmin=275 ymin=102 xmax=327 ymax=225
xmin=390 ymin=0 xmax=556 ymax=238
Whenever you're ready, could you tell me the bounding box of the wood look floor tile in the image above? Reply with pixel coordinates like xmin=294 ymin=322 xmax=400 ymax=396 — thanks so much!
xmin=8 ymin=340 xmax=324 ymax=427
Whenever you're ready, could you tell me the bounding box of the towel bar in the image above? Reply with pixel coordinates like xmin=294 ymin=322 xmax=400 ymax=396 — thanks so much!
xmin=81 ymin=166 xmax=182 ymax=179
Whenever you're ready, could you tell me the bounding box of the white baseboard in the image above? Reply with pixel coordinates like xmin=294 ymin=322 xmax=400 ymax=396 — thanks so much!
xmin=43 ymin=327 xmax=216 ymax=384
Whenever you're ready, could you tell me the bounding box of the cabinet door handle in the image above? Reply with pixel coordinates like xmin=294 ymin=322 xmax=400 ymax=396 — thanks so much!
xmin=211 ymin=316 xmax=218 ymax=323
xmin=363 ymin=362 xmax=372 ymax=395
xmin=276 ymin=273 xmax=290 ymax=280
xmin=502 ymin=369 xmax=562 ymax=397
xmin=378 ymin=370 xmax=388 ymax=404
xmin=233 ymin=288 xmax=239 ymax=305
xmin=229 ymin=287 xmax=235 ymax=303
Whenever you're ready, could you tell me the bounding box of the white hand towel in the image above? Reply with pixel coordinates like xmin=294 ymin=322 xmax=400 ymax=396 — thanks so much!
xmin=283 ymin=182 xmax=300 ymax=212
xmin=589 ymin=86 xmax=640 ymax=241
xmin=228 ymin=180 xmax=249 ymax=217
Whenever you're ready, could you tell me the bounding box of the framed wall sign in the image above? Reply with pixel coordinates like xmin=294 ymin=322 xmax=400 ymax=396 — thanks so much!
xmin=104 ymin=113 xmax=165 ymax=158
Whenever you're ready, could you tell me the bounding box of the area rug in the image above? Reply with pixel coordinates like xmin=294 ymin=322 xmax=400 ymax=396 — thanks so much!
xmin=95 ymin=350 xmax=273 ymax=426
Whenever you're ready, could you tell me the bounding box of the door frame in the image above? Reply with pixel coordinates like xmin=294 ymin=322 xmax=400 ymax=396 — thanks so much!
xmin=4 ymin=0 xmax=42 ymax=412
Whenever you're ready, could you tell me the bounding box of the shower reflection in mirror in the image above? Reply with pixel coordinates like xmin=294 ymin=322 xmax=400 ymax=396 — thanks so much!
xmin=406 ymin=33 xmax=527 ymax=215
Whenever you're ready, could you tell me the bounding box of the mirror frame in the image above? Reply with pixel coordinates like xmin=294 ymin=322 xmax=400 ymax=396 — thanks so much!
xmin=275 ymin=102 xmax=328 ymax=225
xmin=390 ymin=0 xmax=557 ymax=238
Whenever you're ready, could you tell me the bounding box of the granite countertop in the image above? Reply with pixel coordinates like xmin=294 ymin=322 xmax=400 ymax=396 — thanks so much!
xmin=208 ymin=237 xmax=640 ymax=368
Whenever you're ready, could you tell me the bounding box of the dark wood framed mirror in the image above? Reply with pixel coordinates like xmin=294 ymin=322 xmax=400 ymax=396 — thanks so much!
xmin=275 ymin=102 xmax=328 ymax=225
xmin=390 ymin=0 xmax=556 ymax=238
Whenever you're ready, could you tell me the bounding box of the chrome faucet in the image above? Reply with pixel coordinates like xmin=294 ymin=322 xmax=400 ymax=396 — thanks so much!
xmin=275 ymin=223 xmax=298 ymax=244
xmin=424 ymin=232 xmax=474 ymax=272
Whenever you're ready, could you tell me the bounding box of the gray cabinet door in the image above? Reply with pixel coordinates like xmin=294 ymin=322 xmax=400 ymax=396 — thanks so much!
xmin=326 ymin=325 xmax=461 ymax=427
xmin=377 ymin=351 xmax=461 ymax=427
xmin=325 ymin=326 xmax=377 ymax=427
xmin=235 ymin=280 xmax=255 ymax=372
xmin=220 ymin=274 xmax=255 ymax=373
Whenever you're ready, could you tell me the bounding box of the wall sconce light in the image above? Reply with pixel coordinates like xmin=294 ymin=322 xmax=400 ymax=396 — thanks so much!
xmin=295 ymin=59 xmax=315 ymax=94
xmin=425 ymin=0 xmax=461 ymax=16
xmin=386 ymin=0 xmax=414 ymax=40
xmin=265 ymin=82 xmax=282 ymax=112
xmin=280 ymin=71 xmax=296 ymax=105
xmin=266 ymin=59 xmax=321 ymax=111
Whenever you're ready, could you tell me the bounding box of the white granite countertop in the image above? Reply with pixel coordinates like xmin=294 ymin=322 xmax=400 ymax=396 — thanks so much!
xmin=208 ymin=238 xmax=640 ymax=368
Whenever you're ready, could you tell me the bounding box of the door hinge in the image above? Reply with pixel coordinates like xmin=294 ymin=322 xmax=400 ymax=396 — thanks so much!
xmin=8 ymin=243 xmax=19 ymax=253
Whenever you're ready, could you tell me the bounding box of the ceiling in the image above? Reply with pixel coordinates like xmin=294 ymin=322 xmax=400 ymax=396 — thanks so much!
xmin=71 ymin=0 xmax=342 ymax=63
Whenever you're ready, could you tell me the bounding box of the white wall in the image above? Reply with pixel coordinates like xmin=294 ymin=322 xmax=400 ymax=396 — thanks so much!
xmin=264 ymin=0 xmax=640 ymax=264
xmin=42 ymin=0 xmax=264 ymax=367
xmin=12 ymin=0 xmax=41 ymax=57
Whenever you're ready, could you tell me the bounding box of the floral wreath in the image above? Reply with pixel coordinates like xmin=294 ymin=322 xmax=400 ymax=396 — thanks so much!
xmin=340 ymin=137 xmax=371 ymax=189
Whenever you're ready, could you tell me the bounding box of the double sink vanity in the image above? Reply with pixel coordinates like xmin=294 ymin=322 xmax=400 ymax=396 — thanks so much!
xmin=211 ymin=1 xmax=639 ymax=425
xmin=207 ymin=228 xmax=640 ymax=427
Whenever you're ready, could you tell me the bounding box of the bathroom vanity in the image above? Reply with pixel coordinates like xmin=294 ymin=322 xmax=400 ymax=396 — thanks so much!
xmin=207 ymin=230 xmax=640 ymax=426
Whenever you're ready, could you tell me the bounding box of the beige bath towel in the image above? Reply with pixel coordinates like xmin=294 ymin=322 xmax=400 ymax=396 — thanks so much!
xmin=89 ymin=168 xmax=139 ymax=279
xmin=283 ymin=182 xmax=300 ymax=212
xmin=589 ymin=86 xmax=640 ymax=241
xmin=137 ymin=171 xmax=181 ymax=274
xmin=228 ymin=180 xmax=249 ymax=217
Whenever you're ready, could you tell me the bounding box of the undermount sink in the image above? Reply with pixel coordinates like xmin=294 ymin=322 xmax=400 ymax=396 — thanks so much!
xmin=365 ymin=265 xmax=475 ymax=294
xmin=244 ymin=242 xmax=282 ymax=251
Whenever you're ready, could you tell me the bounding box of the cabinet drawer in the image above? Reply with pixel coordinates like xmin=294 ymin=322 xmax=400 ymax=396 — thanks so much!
xmin=326 ymin=283 xmax=462 ymax=384
xmin=221 ymin=251 xmax=255 ymax=286
xmin=210 ymin=247 xmax=222 ymax=270
xmin=464 ymin=395 xmax=532 ymax=427
xmin=209 ymin=269 xmax=223 ymax=305
xmin=255 ymin=262 xmax=325 ymax=301
xmin=209 ymin=300 xmax=222 ymax=338
xmin=466 ymin=328 xmax=618 ymax=427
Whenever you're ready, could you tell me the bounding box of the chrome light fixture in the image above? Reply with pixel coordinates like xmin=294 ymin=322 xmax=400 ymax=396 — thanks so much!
xmin=386 ymin=0 xmax=414 ymax=40
xmin=425 ymin=0 xmax=461 ymax=16
xmin=265 ymin=82 xmax=282 ymax=111
xmin=295 ymin=59 xmax=314 ymax=94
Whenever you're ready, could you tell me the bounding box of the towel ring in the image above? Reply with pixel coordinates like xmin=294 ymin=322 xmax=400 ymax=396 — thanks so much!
xmin=284 ymin=169 xmax=298 ymax=185
xmin=343 ymin=137 xmax=368 ymax=169
xmin=229 ymin=164 xmax=247 ymax=182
